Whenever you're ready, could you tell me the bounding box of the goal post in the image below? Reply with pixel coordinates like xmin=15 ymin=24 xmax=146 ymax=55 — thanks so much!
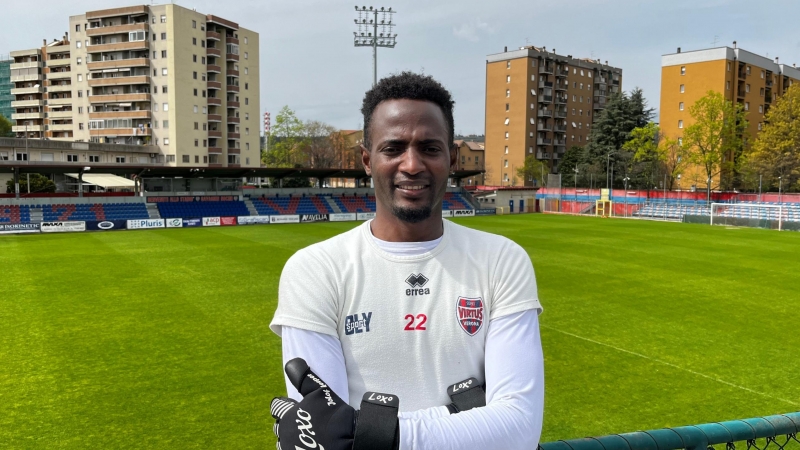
xmin=710 ymin=203 xmax=784 ymax=231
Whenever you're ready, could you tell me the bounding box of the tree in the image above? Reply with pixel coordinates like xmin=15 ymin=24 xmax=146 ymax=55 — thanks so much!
xmin=557 ymin=146 xmax=583 ymax=185
xmin=298 ymin=120 xmax=340 ymax=169
xmin=0 ymin=114 xmax=13 ymax=138
xmin=516 ymin=156 xmax=550 ymax=187
xmin=5 ymin=173 xmax=56 ymax=194
xmin=622 ymin=123 xmax=689 ymax=191
xmin=659 ymin=136 xmax=688 ymax=190
xmin=746 ymin=85 xmax=800 ymax=192
xmin=262 ymin=106 xmax=306 ymax=167
xmin=683 ymin=91 xmax=748 ymax=192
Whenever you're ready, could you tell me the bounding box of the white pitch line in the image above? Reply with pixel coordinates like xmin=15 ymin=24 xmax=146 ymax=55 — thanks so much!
xmin=542 ymin=324 xmax=800 ymax=407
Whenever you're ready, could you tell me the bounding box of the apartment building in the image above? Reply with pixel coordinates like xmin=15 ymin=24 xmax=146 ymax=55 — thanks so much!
xmin=4 ymin=3 xmax=261 ymax=168
xmin=485 ymin=46 xmax=622 ymax=186
xmin=660 ymin=44 xmax=800 ymax=189
xmin=0 ymin=57 xmax=13 ymax=121
xmin=454 ymin=140 xmax=485 ymax=186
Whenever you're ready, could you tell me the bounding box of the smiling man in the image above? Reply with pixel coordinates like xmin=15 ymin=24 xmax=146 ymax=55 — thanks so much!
xmin=270 ymin=72 xmax=544 ymax=450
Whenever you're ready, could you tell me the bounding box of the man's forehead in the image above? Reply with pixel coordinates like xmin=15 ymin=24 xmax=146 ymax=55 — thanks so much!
xmin=371 ymin=99 xmax=447 ymax=135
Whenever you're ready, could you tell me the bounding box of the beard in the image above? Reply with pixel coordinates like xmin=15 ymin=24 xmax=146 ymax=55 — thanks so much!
xmin=391 ymin=204 xmax=433 ymax=223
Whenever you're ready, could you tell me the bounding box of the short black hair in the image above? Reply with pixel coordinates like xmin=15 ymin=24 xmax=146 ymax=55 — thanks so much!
xmin=361 ymin=71 xmax=455 ymax=149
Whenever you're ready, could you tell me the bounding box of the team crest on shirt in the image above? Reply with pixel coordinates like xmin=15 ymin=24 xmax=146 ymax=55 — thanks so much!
xmin=456 ymin=297 xmax=484 ymax=336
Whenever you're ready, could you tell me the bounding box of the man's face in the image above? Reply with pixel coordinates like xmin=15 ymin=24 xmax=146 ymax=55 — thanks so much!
xmin=362 ymin=99 xmax=456 ymax=223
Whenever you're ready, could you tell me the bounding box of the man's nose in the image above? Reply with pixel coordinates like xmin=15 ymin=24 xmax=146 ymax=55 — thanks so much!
xmin=399 ymin=148 xmax=425 ymax=175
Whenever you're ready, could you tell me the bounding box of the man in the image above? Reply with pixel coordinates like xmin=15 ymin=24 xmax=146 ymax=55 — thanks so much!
xmin=270 ymin=72 xmax=544 ymax=450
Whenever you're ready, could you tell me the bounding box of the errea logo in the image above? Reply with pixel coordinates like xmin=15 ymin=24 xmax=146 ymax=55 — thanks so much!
xmin=406 ymin=273 xmax=430 ymax=296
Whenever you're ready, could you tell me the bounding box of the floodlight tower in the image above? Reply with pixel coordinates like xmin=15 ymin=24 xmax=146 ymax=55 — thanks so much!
xmin=353 ymin=6 xmax=397 ymax=86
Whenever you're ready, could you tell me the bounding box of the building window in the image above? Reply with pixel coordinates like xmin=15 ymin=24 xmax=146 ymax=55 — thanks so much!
xmin=504 ymin=160 xmax=508 ymax=168
xmin=162 ymin=86 xmax=167 ymax=93
xmin=246 ymin=143 xmax=250 ymax=151
xmin=505 ymin=103 xmax=509 ymax=111
xmin=504 ymin=146 xmax=509 ymax=154
xmin=194 ymin=122 xmax=199 ymax=130
xmin=680 ymin=84 xmax=684 ymax=93
xmin=202 ymin=123 xmax=207 ymax=130
xmin=161 ymin=15 xmax=167 ymax=23
xmin=202 ymin=106 xmax=207 ymax=114
xmin=193 ymin=105 xmax=198 ymax=113
xmin=202 ymin=139 xmax=207 ymax=147
xmin=245 ymin=127 xmax=249 ymax=135
xmin=245 ymin=98 xmax=248 ymax=105
xmin=744 ymin=102 xmax=749 ymax=111
xmin=76 ymin=57 xmax=82 ymax=65
xmin=66 ymin=154 xmax=78 ymax=162
xmin=78 ymin=107 xmax=83 ymax=114
xmin=244 ymin=52 xmax=248 ymax=59
xmin=75 ymin=24 xmax=80 ymax=32
xmin=506 ymin=89 xmax=510 ymax=97
xmin=194 ymin=139 xmax=199 ymax=147
xmin=201 ymin=56 xmax=206 ymax=64
xmin=746 ymin=84 xmax=750 ymax=93
xmin=680 ymin=66 xmax=686 ymax=75
xmin=161 ymin=33 xmax=167 ymax=40
xmin=201 ymin=41 xmax=205 ymax=48
xmin=195 ymin=155 xmax=199 ymax=163
xmin=760 ymin=87 xmax=764 ymax=96
xmin=746 ymin=66 xmax=751 ymax=75
xmin=166 ymin=155 xmax=175 ymax=163
xmin=79 ymin=123 xmax=84 ymax=130
xmin=163 ymin=103 xmax=169 ymax=111
xmin=244 ymin=67 xmax=248 ymax=75
xmin=507 ymin=61 xmax=511 ymax=69
xmin=726 ymin=81 xmax=730 ymax=90
xmin=164 ymin=138 xmax=170 ymax=145
xmin=193 ymin=71 xmax=197 ymax=80
xmin=182 ymin=155 xmax=190 ymax=163
xmin=678 ymin=120 xmax=683 ymax=128
xmin=678 ymin=137 xmax=683 ymax=146
xmin=116 ymin=156 xmax=126 ymax=163
xmin=76 ymin=41 xmax=82 ymax=48
xmin=77 ymin=90 xmax=83 ymax=98
xmin=245 ymin=113 xmax=249 ymax=120
xmin=163 ymin=120 xmax=168 ymax=128
xmin=161 ymin=50 xmax=167 ymax=58
xmin=193 ymin=55 xmax=197 ymax=62
xmin=759 ymin=105 xmax=763 ymax=113
xmin=506 ymin=75 xmax=511 ymax=83
xmin=761 ymin=70 xmax=765 ymax=79
xmin=162 ymin=68 xmax=167 ymax=75
xmin=758 ymin=123 xmax=763 ymax=130
xmin=192 ymin=20 xmax=197 ymax=29
xmin=77 ymin=74 xmax=83 ymax=81
xmin=194 ymin=88 xmax=198 ymax=96
xmin=679 ymin=102 xmax=684 ymax=111
xmin=89 ymin=155 xmax=99 ymax=162
xmin=727 ymin=62 xmax=731 ymax=71
xmin=505 ymin=132 xmax=509 ymax=139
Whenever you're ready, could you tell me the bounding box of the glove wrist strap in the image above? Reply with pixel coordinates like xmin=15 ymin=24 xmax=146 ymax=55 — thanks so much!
xmin=447 ymin=377 xmax=486 ymax=413
xmin=353 ymin=392 xmax=399 ymax=450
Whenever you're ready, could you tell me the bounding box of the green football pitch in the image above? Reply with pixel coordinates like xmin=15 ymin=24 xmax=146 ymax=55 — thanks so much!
xmin=1 ymin=215 xmax=799 ymax=449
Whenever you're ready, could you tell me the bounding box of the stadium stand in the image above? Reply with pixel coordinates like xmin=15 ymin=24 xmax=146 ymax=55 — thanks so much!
xmin=443 ymin=192 xmax=470 ymax=210
xmin=157 ymin=201 xmax=250 ymax=218
xmin=39 ymin=203 xmax=150 ymax=222
xmin=0 ymin=205 xmax=32 ymax=224
xmin=333 ymin=195 xmax=376 ymax=213
xmin=251 ymin=196 xmax=332 ymax=215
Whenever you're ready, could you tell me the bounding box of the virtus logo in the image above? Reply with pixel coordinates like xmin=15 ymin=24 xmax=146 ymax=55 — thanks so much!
xmin=405 ymin=273 xmax=430 ymax=296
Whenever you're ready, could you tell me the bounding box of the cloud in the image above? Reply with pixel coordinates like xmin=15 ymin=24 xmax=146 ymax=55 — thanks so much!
xmin=452 ymin=19 xmax=495 ymax=42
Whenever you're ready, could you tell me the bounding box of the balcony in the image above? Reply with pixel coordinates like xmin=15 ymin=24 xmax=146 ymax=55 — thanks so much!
xmin=542 ymin=81 xmax=553 ymax=88
xmin=593 ymin=96 xmax=606 ymax=104
xmin=226 ymin=54 xmax=239 ymax=63
xmin=10 ymin=74 xmax=42 ymax=83
xmin=537 ymin=138 xmax=552 ymax=145
xmin=554 ymin=125 xmax=567 ymax=133
xmin=737 ymin=88 xmax=746 ymax=98
xmin=228 ymin=132 xmax=240 ymax=139
xmin=207 ymin=97 xmax=222 ymax=106
xmin=48 ymin=110 xmax=73 ymax=119
xmin=206 ymin=47 xmax=222 ymax=57
xmin=90 ymin=127 xmax=151 ymax=137
xmin=612 ymin=79 xmax=620 ymax=86
xmin=48 ymin=97 xmax=74 ymax=106
xmin=207 ymin=30 xmax=222 ymax=41
xmin=47 ymin=71 xmax=71 ymax=80
xmin=208 ymin=130 xmax=222 ymax=138
xmin=226 ymin=36 xmax=239 ymax=45
xmin=88 ymin=75 xmax=150 ymax=87
xmin=226 ymin=116 xmax=240 ymax=123
xmin=537 ymin=109 xmax=552 ymax=118
xmin=227 ymin=84 xmax=239 ymax=92
xmin=11 ymin=99 xmax=43 ymax=108
xmin=89 ymin=110 xmax=151 ymax=120
xmin=89 ymin=92 xmax=151 ymax=103
xmin=555 ymin=83 xmax=567 ymax=91
xmin=538 ymin=95 xmax=553 ymax=103
xmin=88 ymin=40 xmax=149 ymax=53
xmin=49 ymin=124 xmax=73 ymax=131
xmin=88 ymin=58 xmax=149 ymax=70
xmin=87 ymin=5 xmax=148 ymax=20
xmin=87 ymin=22 xmax=148 ymax=37
xmin=11 ymin=86 xmax=43 ymax=95
xmin=207 ymin=81 xmax=222 ymax=90
xmin=12 ymin=112 xmax=44 ymax=120
xmin=537 ymin=123 xmax=552 ymax=132
xmin=48 ymin=84 xmax=72 ymax=93
xmin=536 ymin=152 xmax=546 ymax=159
xmin=227 ymin=68 xmax=239 ymax=77
xmin=555 ymin=110 xmax=567 ymax=118
xmin=554 ymin=140 xmax=566 ymax=147
xmin=766 ymin=79 xmax=774 ymax=87
xmin=10 ymin=61 xmax=41 ymax=70
xmin=208 ymin=147 xmax=223 ymax=153
xmin=47 ymin=58 xmax=71 ymax=67
xmin=227 ymin=101 xmax=240 ymax=108
xmin=207 ymin=64 xmax=221 ymax=73
xmin=539 ymin=66 xmax=554 ymax=75
xmin=555 ymin=96 xmax=567 ymax=104
xmin=13 ymin=125 xmax=43 ymax=132
xmin=227 ymin=147 xmax=240 ymax=154
xmin=556 ymin=68 xmax=569 ymax=77
xmin=207 ymin=114 xmax=222 ymax=122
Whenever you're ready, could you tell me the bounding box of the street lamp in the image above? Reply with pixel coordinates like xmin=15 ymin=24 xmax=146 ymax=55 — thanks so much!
xmin=606 ymin=150 xmax=617 ymax=189
xmin=623 ymin=176 xmax=630 ymax=217
xmin=573 ymin=165 xmax=579 ymax=210
xmin=353 ymin=6 xmax=397 ymax=87
xmin=778 ymin=176 xmax=783 ymax=203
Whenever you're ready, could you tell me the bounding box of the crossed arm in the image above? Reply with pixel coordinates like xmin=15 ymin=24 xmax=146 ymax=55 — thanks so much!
xmin=280 ymin=309 xmax=545 ymax=450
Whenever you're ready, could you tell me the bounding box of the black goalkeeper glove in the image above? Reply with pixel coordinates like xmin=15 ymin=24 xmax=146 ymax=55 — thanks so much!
xmin=270 ymin=358 xmax=400 ymax=450
xmin=445 ymin=377 xmax=486 ymax=414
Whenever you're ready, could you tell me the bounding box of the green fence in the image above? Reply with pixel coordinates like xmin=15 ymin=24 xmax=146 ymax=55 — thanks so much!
xmin=540 ymin=412 xmax=800 ymax=450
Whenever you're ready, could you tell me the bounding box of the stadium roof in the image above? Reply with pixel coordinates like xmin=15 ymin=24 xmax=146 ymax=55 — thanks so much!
xmin=0 ymin=164 xmax=483 ymax=180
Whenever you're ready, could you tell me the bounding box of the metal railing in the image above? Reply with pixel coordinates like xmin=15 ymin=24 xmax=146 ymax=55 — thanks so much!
xmin=539 ymin=412 xmax=800 ymax=450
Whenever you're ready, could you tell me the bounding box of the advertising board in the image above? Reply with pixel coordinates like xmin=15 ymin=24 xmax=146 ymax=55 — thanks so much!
xmin=183 ymin=218 xmax=203 ymax=227
xmin=165 ymin=218 xmax=183 ymax=228
xmin=329 ymin=213 xmax=357 ymax=222
xmin=300 ymin=214 xmax=329 ymax=223
xmin=475 ymin=208 xmax=497 ymax=216
xmin=238 ymin=215 xmax=271 ymax=225
xmin=220 ymin=217 xmax=237 ymax=226
xmin=356 ymin=212 xmax=376 ymax=220
xmin=87 ymin=220 xmax=128 ymax=231
xmin=0 ymin=223 xmax=40 ymax=234
xmin=203 ymin=217 xmax=221 ymax=227
xmin=41 ymin=221 xmax=86 ymax=233
xmin=270 ymin=215 xmax=300 ymax=224
xmin=127 ymin=219 xmax=165 ymax=229
xmin=442 ymin=210 xmax=454 ymax=217
xmin=452 ymin=209 xmax=476 ymax=217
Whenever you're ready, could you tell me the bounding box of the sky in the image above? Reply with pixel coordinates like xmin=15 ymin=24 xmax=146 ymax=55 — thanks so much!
xmin=2 ymin=0 xmax=799 ymax=135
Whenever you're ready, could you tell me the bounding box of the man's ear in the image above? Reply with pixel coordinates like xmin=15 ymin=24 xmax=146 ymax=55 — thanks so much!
xmin=360 ymin=144 xmax=372 ymax=176
xmin=449 ymin=143 xmax=458 ymax=172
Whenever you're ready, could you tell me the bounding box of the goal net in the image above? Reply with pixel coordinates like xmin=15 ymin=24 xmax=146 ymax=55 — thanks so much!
xmin=710 ymin=203 xmax=785 ymax=230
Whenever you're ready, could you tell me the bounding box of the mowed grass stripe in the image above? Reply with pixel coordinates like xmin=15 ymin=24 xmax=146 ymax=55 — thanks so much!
xmin=1 ymin=215 xmax=799 ymax=448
